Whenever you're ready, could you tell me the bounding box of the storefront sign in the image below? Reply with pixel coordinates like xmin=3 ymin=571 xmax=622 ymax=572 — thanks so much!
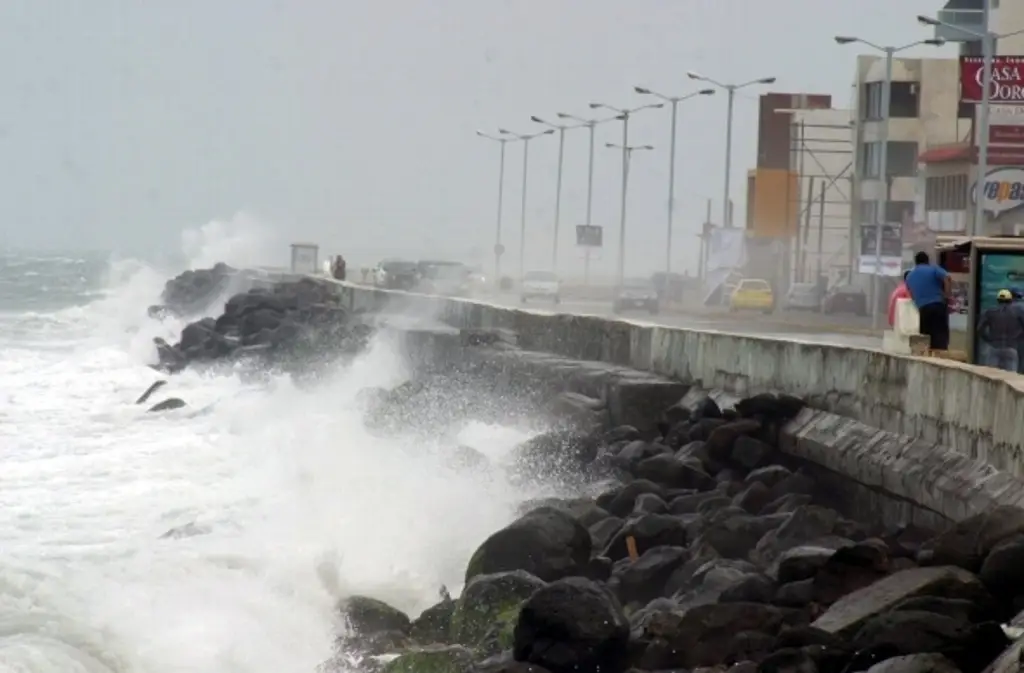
xmin=970 ymin=166 xmax=1024 ymax=217
xmin=961 ymin=56 xmax=1024 ymax=103
xmin=989 ymin=104 xmax=1024 ymax=143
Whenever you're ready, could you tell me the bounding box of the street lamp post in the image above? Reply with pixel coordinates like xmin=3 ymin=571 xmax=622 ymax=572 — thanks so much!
xmin=686 ymin=72 xmax=777 ymax=229
xmin=530 ymin=116 xmax=587 ymax=272
xmin=476 ymin=131 xmax=512 ymax=286
xmin=556 ymin=112 xmax=620 ymax=284
xmin=498 ymin=127 xmax=554 ymax=282
xmin=605 ymin=142 xmax=654 ymax=285
xmin=835 ymin=36 xmax=943 ymax=329
xmin=634 ymin=86 xmax=715 ymax=275
xmin=590 ymin=102 xmax=664 ymax=287
xmin=917 ymin=12 xmax=1024 ymax=236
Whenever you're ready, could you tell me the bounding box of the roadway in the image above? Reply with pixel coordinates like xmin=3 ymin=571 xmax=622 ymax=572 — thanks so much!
xmin=480 ymin=293 xmax=882 ymax=350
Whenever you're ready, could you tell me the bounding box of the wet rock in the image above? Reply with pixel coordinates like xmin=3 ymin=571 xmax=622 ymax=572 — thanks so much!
xmin=811 ymin=542 xmax=891 ymax=605
xmin=978 ymin=533 xmax=1024 ymax=596
xmin=752 ymin=506 xmax=840 ymax=566
xmin=692 ymin=396 xmax=723 ymax=420
xmin=410 ymin=598 xmax=456 ymax=644
xmin=603 ymin=514 xmax=688 ymax=561
xmin=589 ymin=517 xmax=624 ymax=550
xmin=774 ymin=546 xmax=840 ymax=584
xmin=135 ymin=380 xmax=167 ymax=404
xmin=147 ymin=397 xmax=186 ymax=412
xmin=633 ymin=454 xmax=716 ymax=491
xmin=156 ymin=262 xmax=240 ymax=316
xmin=339 ymin=595 xmax=412 ymax=637
xmin=609 ymin=545 xmax=690 ymax=606
xmin=863 ymin=653 xmax=961 ymax=673
xmin=811 ymin=566 xmax=992 ymax=638
xmin=918 ymin=506 xmax=1024 ymax=573
xmin=465 ymin=507 xmax=592 ymax=583
xmin=746 ymin=465 xmax=794 ymax=490
xmin=383 ymin=645 xmax=477 ymax=673
xmin=635 ymin=602 xmax=790 ymax=669
xmin=706 ymin=420 xmax=762 ymax=462
xmin=731 ymin=435 xmax=776 ymax=470
xmin=450 ymin=570 xmax=545 ymax=651
xmin=513 ymin=577 xmax=630 ymax=673
xmin=598 ymin=480 xmax=667 ymax=518
xmin=632 ymin=493 xmax=668 ymax=515
xmin=721 ymin=573 xmax=777 ymax=604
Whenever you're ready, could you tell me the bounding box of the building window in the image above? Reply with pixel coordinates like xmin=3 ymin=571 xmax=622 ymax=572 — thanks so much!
xmin=860 ymin=141 xmax=919 ymax=178
xmin=925 ymin=174 xmax=968 ymax=211
xmin=860 ymin=81 xmax=920 ymax=120
xmin=890 ymin=82 xmax=919 ymax=118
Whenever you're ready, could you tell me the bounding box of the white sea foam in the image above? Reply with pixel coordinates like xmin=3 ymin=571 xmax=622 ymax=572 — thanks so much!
xmin=0 ymin=218 xmax=540 ymax=673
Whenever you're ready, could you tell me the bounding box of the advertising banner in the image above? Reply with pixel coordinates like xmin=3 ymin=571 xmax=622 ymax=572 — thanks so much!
xmin=988 ymin=104 xmax=1024 ymax=143
xmin=575 ymin=224 xmax=603 ymax=247
xmin=970 ymin=166 xmax=1024 ymax=218
xmin=974 ymin=251 xmax=1024 ymax=367
xmin=960 ymin=56 xmax=1024 ymax=103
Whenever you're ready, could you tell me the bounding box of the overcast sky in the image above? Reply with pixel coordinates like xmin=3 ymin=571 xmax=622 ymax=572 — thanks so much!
xmin=0 ymin=0 xmax=953 ymax=276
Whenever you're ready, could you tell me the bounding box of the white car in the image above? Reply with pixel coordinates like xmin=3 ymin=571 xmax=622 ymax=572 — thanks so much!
xmin=520 ymin=270 xmax=560 ymax=304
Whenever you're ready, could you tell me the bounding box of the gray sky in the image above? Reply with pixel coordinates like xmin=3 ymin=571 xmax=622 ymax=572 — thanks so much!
xmin=0 ymin=0 xmax=952 ymax=276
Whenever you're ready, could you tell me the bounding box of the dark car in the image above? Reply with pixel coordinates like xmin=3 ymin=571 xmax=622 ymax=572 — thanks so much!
xmin=822 ymin=284 xmax=868 ymax=316
xmin=613 ymin=279 xmax=660 ymax=314
xmin=374 ymin=259 xmax=419 ymax=290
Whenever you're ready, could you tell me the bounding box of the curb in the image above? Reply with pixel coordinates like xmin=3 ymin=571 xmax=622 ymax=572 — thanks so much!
xmin=662 ymin=305 xmax=881 ymax=337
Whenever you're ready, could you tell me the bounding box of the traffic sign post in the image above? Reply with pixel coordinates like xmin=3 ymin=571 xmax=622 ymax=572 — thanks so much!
xmin=576 ymin=225 xmax=603 ymax=285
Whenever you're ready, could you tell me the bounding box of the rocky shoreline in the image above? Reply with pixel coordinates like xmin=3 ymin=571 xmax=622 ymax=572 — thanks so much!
xmin=147 ymin=264 xmax=372 ymax=373
xmin=335 ymin=391 xmax=1024 ymax=673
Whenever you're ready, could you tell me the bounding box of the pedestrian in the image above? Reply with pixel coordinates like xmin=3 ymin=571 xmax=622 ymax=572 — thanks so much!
xmin=887 ymin=270 xmax=911 ymax=328
xmin=904 ymin=251 xmax=952 ymax=350
xmin=978 ymin=289 xmax=1024 ymax=372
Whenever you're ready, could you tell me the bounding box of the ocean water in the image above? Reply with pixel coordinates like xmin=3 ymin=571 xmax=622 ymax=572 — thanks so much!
xmin=0 ymin=221 xmax=539 ymax=673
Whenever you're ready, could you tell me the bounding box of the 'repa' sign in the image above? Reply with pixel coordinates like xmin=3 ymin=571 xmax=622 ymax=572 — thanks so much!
xmin=960 ymin=56 xmax=1024 ymax=103
xmin=971 ymin=166 xmax=1024 ymax=217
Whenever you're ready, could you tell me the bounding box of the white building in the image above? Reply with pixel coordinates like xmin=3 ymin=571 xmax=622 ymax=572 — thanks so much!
xmin=851 ymin=55 xmax=971 ymax=278
xmin=785 ymin=108 xmax=855 ymax=285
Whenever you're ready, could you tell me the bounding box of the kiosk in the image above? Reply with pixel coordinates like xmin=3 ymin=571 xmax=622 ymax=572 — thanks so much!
xmin=935 ymin=235 xmax=1024 ymax=366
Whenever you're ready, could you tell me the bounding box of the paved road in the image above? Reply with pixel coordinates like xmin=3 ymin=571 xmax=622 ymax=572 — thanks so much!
xmin=484 ymin=293 xmax=882 ymax=350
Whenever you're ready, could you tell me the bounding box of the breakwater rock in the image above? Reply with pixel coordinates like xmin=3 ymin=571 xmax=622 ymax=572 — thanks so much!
xmin=147 ymin=262 xmax=260 ymax=318
xmin=150 ymin=271 xmax=372 ymax=373
xmin=336 ymin=391 xmax=1024 ymax=673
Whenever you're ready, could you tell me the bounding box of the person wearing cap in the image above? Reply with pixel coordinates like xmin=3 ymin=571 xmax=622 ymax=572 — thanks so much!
xmin=977 ymin=289 xmax=1024 ymax=372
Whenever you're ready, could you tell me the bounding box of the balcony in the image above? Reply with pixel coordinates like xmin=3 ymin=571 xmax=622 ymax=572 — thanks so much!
xmin=934 ymin=8 xmax=985 ymax=42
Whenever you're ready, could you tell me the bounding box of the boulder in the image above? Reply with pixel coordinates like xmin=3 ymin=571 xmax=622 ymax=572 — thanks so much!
xmin=918 ymin=506 xmax=1024 ymax=572
xmin=811 ymin=566 xmax=992 ymax=638
xmin=609 ymin=545 xmax=690 ymax=606
xmin=383 ymin=645 xmax=477 ymax=673
xmin=636 ymin=602 xmax=791 ymax=669
xmin=513 ymin=577 xmax=630 ymax=673
xmin=978 ymin=533 xmax=1024 ymax=597
xmin=465 ymin=507 xmax=591 ymax=583
xmin=410 ymin=598 xmax=456 ymax=644
xmin=864 ymin=654 xmax=962 ymax=673
xmin=633 ymin=454 xmax=716 ymax=491
xmin=339 ymin=595 xmax=412 ymax=636
xmin=602 ymin=514 xmax=688 ymax=561
xmin=450 ymin=570 xmax=545 ymax=652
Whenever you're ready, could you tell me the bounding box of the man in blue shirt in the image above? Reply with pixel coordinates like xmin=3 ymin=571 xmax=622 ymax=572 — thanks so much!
xmin=905 ymin=251 xmax=952 ymax=350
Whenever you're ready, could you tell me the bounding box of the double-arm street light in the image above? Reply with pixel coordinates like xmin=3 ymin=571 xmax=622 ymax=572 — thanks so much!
xmin=834 ymin=35 xmax=943 ymax=328
xmin=686 ymin=71 xmax=776 ymax=229
xmin=917 ymin=12 xmax=1024 ymax=237
xmin=556 ymin=112 xmax=621 ymax=283
xmin=605 ymin=142 xmax=655 ymax=284
xmin=634 ymin=86 xmax=715 ymax=275
xmin=590 ymin=102 xmax=663 ymax=286
xmin=530 ymin=115 xmax=587 ymax=272
xmin=497 ymin=127 xmax=554 ymax=281
xmin=476 ymin=130 xmax=513 ymax=285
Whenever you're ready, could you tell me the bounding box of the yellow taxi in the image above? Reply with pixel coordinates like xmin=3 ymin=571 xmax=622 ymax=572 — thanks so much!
xmin=728 ymin=278 xmax=775 ymax=314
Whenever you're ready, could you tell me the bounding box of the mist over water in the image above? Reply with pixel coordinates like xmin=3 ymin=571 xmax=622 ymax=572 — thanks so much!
xmin=0 ymin=219 xmax=544 ymax=673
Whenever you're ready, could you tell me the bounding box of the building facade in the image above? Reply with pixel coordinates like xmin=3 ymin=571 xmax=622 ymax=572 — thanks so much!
xmin=852 ymin=54 xmax=971 ymax=276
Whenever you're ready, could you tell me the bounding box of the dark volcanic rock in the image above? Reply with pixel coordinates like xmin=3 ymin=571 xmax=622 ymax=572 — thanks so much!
xmin=465 ymin=507 xmax=591 ymax=583
xmin=153 ymin=262 xmax=241 ymax=316
xmin=151 ymin=270 xmax=372 ymax=372
xmin=513 ymin=577 xmax=630 ymax=673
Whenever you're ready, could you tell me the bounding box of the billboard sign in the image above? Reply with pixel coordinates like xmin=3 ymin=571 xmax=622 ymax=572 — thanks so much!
xmin=960 ymin=56 xmax=1024 ymax=103
xmin=970 ymin=166 xmax=1024 ymax=217
xmin=575 ymin=224 xmax=603 ymax=247
xmin=988 ymin=104 xmax=1024 ymax=144
xmin=290 ymin=243 xmax=319 ymax=274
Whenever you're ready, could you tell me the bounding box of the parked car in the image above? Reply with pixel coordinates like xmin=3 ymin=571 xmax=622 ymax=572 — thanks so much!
xmin=729 ymin=278 xmax=775 ymax=314
xmin=613 ymin=278 xmax=659 ymax=314
xmin=374 ymin=259 xmax=420 ymax=290
xmin=521 ymin=270 xmax=560 ymax=304
xmin=822 ymin=284 xmax=868 ymax=316
xmin=784 ymin=283 xmax=823 ymax=312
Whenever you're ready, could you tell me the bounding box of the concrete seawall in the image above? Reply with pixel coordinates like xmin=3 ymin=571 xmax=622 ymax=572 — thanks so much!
xmin=318 ymin=278 xmax=1024 ymax=526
